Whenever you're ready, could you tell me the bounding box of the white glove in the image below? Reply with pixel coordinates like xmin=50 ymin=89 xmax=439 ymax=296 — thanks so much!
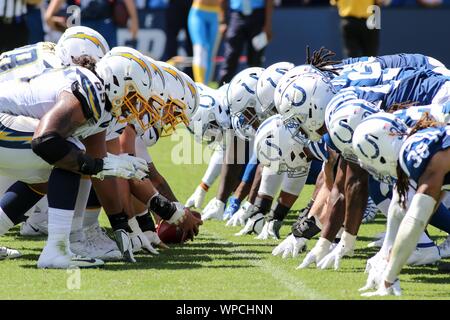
xmin=317 ymin=231 xmax=356 ymax=270
xmin=256 ymin=220 xmax=282 ymax=240
xmin=144 ymin=230 xmax=169 ymax=250
xmin=272 ymin=234 xmax=307 ymax=259
xmin=235 ymin=213 xmax=265 ymax=236
xmin=297 ymin=237 xmax=332 ymax=269
xmin=131 ymin=232 xmax=159 ymax=255
xmin=256 ymin=221 xmax=270 ymax=240
xmin=185 ymin=185 xmax=207 ymax=209
xmin=201 ymin=197 xmax=225 ymax=221
xmin=359 ymin=255 xmax=388 ymax=292
xmin=92 ymin=153 xmax=148 ymax=180
xmin=226 ymin=201 xmax=258 ymax=227
xmin=361 ymin=279 xmax=402 ymax=297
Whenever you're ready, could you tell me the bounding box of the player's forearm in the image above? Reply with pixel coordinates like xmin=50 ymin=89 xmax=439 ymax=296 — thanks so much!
xmin=151 ymin=174 xmax=178 ymax=202
xmin=343 ymin=164 xmax=368 ymax=236
xmin=320 ymin=185 xmax=345 ymax=241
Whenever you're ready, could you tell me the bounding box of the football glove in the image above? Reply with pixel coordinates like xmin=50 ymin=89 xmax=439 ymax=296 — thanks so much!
xmin=256 ymin=219 xmax=283 ymax=240
xmin=144 ymin=230 xmax=169 ymax=249
xmin=185 ymin=185 xmax=207 ymax=209
xmin=131 ymin=232 xmax=159 ymax=255
xmin=272 ymin=234 xmax=307 ymax=259
xmin=223 ymin=197 xmax=241 ymax=221
xmin=201 ymin=198 xmax=225 ymax=221
xmin=317 ymin=231 xmax=356 ymax=270
xmin=297 ymin=237 xmax=332 ymax=269
xmin=235 ymin=213 xmax=265 ymax=236
xmin=226 ymin=201 xmax=258 ymax=227
xmin=361 ymin=279 xmax=402 ymax=297
xmin=93 ymin=153 xmax=148 ymax=180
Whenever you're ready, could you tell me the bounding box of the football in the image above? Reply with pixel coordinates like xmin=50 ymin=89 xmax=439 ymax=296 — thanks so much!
xmin=156 ymin=211 xmax=201 ymax=244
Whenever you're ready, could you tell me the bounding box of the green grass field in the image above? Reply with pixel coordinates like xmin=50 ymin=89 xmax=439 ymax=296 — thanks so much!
xmin=1 ymin=129 xmax=450 ymax=300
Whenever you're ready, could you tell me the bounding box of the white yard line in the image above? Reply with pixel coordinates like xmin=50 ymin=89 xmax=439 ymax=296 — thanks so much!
xmin=205 ymin=230 xmax=328 ymax=300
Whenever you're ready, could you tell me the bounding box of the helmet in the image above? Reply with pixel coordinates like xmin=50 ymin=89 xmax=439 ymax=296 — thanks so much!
xmin=188 ymin=85 xmax=229 ymax=144
xmin=274 ymin=64 xmax=325 ymax=109
xmin=158 ymin=62 xmax=191 ymax=135
xmin=144 ymin=56 xmax=169 ymax=117
xmin=255 ymin=115 xmax=309 ymax=174
xmin=277 ymin=73 xmax=336 ymax=141
xmin=352 ymin=112 xmax=408 ymax=184
xmin=56 ymin=26 xmax=109 ymax=65
xmin=326 ymin=99 xmax=380 ymax=160
xmin=95 ymin=47 xmax=155 ymax=130
xmin=226 ymin=67 xmax=265 ymax=138
xmin=179 ymin=71 xmax=199 ymax=124
xmin=256 ymin=62 xmax=294 ymax=116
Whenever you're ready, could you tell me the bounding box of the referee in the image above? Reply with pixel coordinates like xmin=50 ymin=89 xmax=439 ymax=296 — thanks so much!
xmin=0 ymin=0 xmax=29 ymax=53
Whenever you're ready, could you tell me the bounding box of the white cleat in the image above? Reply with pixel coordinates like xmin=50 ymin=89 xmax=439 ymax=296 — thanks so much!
xmin=0 ymin=246 xmax=21 ymax=260
xmin=37 ymin=242 xmax=104 ymax=269
xmin=438 ymin=235 xmax=450 ymax=258
xmin=71 ymin=238 xmax=122 ymax=262
xmin=407 ymin=243 xmax=441 ymax=266
xmin=20 ymin=211 xmax=48 ymax=236
xmin=83 ymin=225 xmax=122 ymax=261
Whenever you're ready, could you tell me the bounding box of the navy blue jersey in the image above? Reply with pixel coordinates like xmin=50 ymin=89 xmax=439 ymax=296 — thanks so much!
xmin=399 ymin=126 xmax=450 ymax=189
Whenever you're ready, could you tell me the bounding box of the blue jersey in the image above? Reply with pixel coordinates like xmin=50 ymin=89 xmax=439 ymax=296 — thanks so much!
xmin=399 ymin=126 xmax=450 ymax=189
xmin=335 ymin=69 xmax=450 ymax=111
xmin=341 ymin=53 xmax=444 ymax=70
xmin=393 ymin=103 xmax=450 ymax=127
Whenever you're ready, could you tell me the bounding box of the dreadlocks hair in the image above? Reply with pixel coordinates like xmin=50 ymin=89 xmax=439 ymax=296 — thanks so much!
xmin=72 ymin=55 xmax=98 ymax=75
xmin=305 ymin=46 xmax=342 ymax=76
xmin=395 ymin=112 xmax=445 ymax=208
xmin=387 ymin=101 xmax=419 ymax=113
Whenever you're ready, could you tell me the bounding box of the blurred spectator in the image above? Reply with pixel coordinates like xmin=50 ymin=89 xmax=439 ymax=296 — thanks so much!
xmin=45 ymin=0 xmax=139 ymax=47
xmin=331 ymin=0 xmax=380 ymax=58
xmin=0 ymin=0 xmax=29 ymax=53
xmin=218 ymin=0 xmax=274 ymax=84
xmin=26 ymin=2 xmax=45 ymax=43
xmin=164 ymin=0 xmax=194 ymax=77
xmin=188 ymin=0 xmax=225 ymax=84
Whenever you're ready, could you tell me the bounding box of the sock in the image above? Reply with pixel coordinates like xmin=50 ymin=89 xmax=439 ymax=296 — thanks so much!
xmin=0 ymin=181 xmax=43 ymax=224
xmin=83 ymin=208 xmax=101 ymax=228
xmin=136 ymin=211 xmax=156 ymax=232
xmin=108 ymin=212 xmax=132 ymax=232
xmin=70 ymin=178 xmax=92 ymax=242
xmin=0 ymin=208 xmax=14 ymax=236
xmin=47 ymin=208 xmax=75 ymax=255
xmin=429 ymin=204 xmax=450 ymax=234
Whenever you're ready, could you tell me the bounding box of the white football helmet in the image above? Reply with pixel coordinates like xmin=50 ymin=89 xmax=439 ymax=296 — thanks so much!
xmin=256 ymin=62 xmax=295 ymax=116
xmin=158 ymin=62 xmax=191 ymax=135
xmin=95 ymin=47 xmax=155 ymax=130
xmin=326 ymin=99 xmax=380 ymax=161
xmin=277 ymin=73 xmax=336 ymax=141
xmin=180 ymin=71 xmax=200 ymax=124
xmin=56 ymin=26 xmax=109 ymax=65
xmin=352 ymin=112 xmax=408 ymax=184
xmin=255 ymin=115 xmax=309 ymax=174
xmin=144 ymin=56 xmax=168 ymax=115
xmin=274 ymin=64 xmax=325 ymax=109
xmin=188 ymin=85 xmax=230 ymax=144
xmin=227 ymin=67 xmax=265 ymax=140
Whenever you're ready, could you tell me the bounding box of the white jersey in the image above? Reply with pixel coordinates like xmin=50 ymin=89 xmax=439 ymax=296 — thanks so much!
xmin=0 ymin=42 xmax=63 ymax=82
xmin=0 ymin=66 xmax=112 ymax=140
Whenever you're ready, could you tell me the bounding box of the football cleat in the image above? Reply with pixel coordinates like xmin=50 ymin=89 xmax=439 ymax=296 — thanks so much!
xmin=113 ymin=229 xmax=136 ymax=263
xmin=407 ymin=242 xmax=441 ymax=266
xmin=84 ymin=225 xmax=121 ymax=255
xmin=438 ymin=235 xmax=450 ymax=258
xmin=0 ymin=246 xmax=21 ymax=260
xmin=71 ymin=238 xmax=122 ymax=261
xmin=20 ymin=210 xmax=49 ymax=236
xmin=37 ymin=242 xmax=104 ymax=269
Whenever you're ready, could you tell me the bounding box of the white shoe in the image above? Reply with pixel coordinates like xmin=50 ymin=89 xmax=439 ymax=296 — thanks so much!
xmin=407 ymin=243 xmax=441 ymax=266
xmin=20 ymin=210 xmax=48 ymax=236
xmin=438 ymin=235 xmax=450 ymax=258
xmin=0 ymin=246 xmax=21 ymax=260
xmin=367 ymin=232 xmax=386 ymax=248
xmin=37 ymin=242 xmax=104 ymax=269
xmin=71 ymin=237 xmax=122 ymax=262
xmin=84 ymin=224 xmax=121 ymax=260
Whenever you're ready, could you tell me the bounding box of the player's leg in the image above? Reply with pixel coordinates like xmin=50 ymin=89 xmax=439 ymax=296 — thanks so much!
xmin=188 ymin=5 xmax=209 ymax=84
xmin=205 ymin=7 xmax=220 ymax=83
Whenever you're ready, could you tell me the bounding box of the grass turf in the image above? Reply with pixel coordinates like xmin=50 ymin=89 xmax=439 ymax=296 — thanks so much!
xmin=1 ymin=128 xmax=450 ymax=300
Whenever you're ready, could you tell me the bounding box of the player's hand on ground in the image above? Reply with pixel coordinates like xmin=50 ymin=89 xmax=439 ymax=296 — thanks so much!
xmin=178 ymin=209 xmax=203 ymax=242
xmin=223 ymin=197 xmax=241 ymax=221
xmin=297 ymin=237 xmax=332 ymax=269
xmin=235 ymin=213 xmax=264 ymax=236
xmin=317 ymin=231 xmax=356 ymax=270
xmin=226 ymin=201 xmax=257 ymax=227
xmin=272 ymin=234 xmax=307 ymax=258
xmin=144 ymin=230 xmax=169 ymax=250
xmin=361 ymin=279 xmax=402 ymax=297
xmin=131 ymin=232 xmax=159 ymax=255
xmin=256 ymin=219 xmax=281 ymax=240
xmin=185 ymin=185 xmax=207 ymax=209
xmin=201 ymin=198 xmax=225 ymax=221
